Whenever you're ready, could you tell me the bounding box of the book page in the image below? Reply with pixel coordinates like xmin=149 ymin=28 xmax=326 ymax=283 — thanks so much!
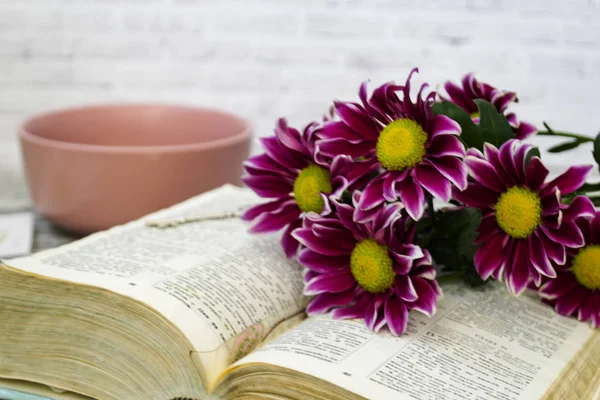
xmin=5 ymin=185 xmax=306 ymax=354
xmin=235 ymin=283 xmax=595 ymax=400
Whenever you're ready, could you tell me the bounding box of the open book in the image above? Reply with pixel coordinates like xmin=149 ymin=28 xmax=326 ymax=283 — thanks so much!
xmin=1 ymin=185 xmax=598 ymax=400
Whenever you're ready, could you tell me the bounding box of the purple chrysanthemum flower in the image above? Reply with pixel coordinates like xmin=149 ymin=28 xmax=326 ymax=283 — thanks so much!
xmin=539 ymin=211 xmax=600 ymax=328
xmin=243 ymin=118 xmax=377 ymax=258
xmin=454 ymin=139 xmax=595 ymax=295
xmin=318 ymin=68 xmax=467 ymax=221
xmin=292 ymin=195 xmax=441 ymax=335
xmin=443 ymin=73 xmax=537 ymax=140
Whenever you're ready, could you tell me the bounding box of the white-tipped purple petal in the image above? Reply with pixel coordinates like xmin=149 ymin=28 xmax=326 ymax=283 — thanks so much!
xmin=430 ymin=114 xmax=461 ymax=138
xmin=542 ymin=164 xmax=593 ymax=197
xmin=394 ymin=275 xmax=418 ymax=302
xmin=414 ymin=164 xmax=452 ymax=202
xmin=474 ymin=231 xmax=505 ymax=280
xmin=406 ymin=277 xmax=438 ymax=317
xmin=428 ymin=156 xmax=468 ymax=191
xmin=358 ymin=178 xmax=387 ymax=211
xmin=563 ymin=196 xmax=595 ymax=222
xmin=306 ymin=289 xmax=355 ymax=315
xmin=281 ymin=218 xmax=303 ymax=258
xmin=528 ymin=234 xmax=556 ymax=280
xmin=249 ymin=203 xmax=301 ymax=234
xmin=298 ymin=249 xmax=350 ymax=273
xmin=427 ymin=134 xmax=465 ymax=158
xmin=293 ymin=228 xmax=351 ymax=256
xmin=304 ymin=269 xmax=356 ymax=295
xmin=465 ymin=156 xmax=505 ymax=192
xmin=453 ymin=182 xmax=499 ymax=207
xmin=505 ymin=240 xmax=531 ymax=296
xmin=555 ymin=286 xmax=588 ymax=316
xmin=542 ymin=221 xmax=585 ymax=249
xmin=398 ymin=177 xmax=425 ymax=220
xmin=525 ymin=156 xmax=549 ymax=193
xmin=385 ymin=297 xmax=409 ymax=336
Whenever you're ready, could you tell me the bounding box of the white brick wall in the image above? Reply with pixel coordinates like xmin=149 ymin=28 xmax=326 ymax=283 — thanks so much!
xmin=0 ymin=0 xmax=599 ymax=180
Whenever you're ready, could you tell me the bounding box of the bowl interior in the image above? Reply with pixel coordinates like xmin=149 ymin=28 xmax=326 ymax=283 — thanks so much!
xmin=22 ymin=104 xmax=249 ymax=147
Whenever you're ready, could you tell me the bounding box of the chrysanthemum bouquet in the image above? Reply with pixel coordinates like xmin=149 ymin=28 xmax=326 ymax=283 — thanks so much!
xmin=242 ymin=68 xmax=600 ymax=335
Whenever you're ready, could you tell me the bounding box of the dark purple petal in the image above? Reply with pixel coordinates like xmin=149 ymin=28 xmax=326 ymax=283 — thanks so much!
xmin=335 ymin=101 xmax=379 ymax=140
xmin=514 ymin=120 xmax=537 ymax=140
xmin=306 ymin=289 xmax=355 ymax=315
xmin=525 ymin=157 xmax=548 ymax=192
xmin=358 ymin=177 xmax=387 ymax=211
xmin=539 ymin=272 xmax=578 ymax=300
xmin=249 ymin=203 xmax=301 ymax=234
xmin=430 ymin=114 xmax=461 ymax=138
xmin=542 ymin=221 xmax=585 ymax=249
xmin=312 ymin=224 xmax=356 ymax=251
xmin=304 ymin=269 xmax=356 ymax=295
xmin=427 ymin=134 xmax=465 ymax=158
xmin=542 ymin=165 xmax=593 ymax=197
xmin=398 ymin=177 xmax=425 ymax=220
xmin=562 ymin=196 xmax=595 ymax=222
xmin=385 ymin=296 xmax=409 ymax=336
xmin=465 ymin=155 xmax=505 ymax=192
xmin=281 ymin=218 xmax=303 ymax=258
xmin=453 ymin=182 xmax=499 ymax=207
xmin=483 ymin=143 xmax=512 ymax=186
xmin=382 ymin=173 xmax=399 ymax=203
xmin=298 ymin=249 xmax=350 ymax=273
xmin=541 ymin=188 xmax=561 ymax=215
xmin=242 ymin=197 xmax=291 ymax=221
xmin=320 ymin=120 xmax=364 ymax=141
xmin=414 ymin=164 xmax=452 ymax=202
xmin=538 ymin=231 xmax=566 ymax=265
xmin=364 ymin=295 xmax=386 ymax=331
xmin=498 ymin=140 xmax=520 ymax=185
xmin=317 ymin=137 xmax=371 ymax=159
xmin=444 ymin=81 xmax=475 ymax=112
xmin=505 ymin=239 xmax=531 ymax=296
xmin=293 ymin=228 xmax=351 ymax=256
xmin=474 ymin=231 xmax=505 ymax=280
xmin=406 ymin=277 xmax=438 ymax=317
xmin=555 ymin=286 xmax=588 ymax=316
xmin=332 ymin=292 xmax=370 ymax=320
xmin=394 ymin=275 xmax=418 ymax=302
xmin=274 ymin=118 xmax=305 ymax=153
xmin=242 ymin=175 xmax=293 ymax=198
xmin=260 ymin=136 xmax=306 ymax=170
xmin=528 ymin=234 xmax=556 ymax=280
xmin=391 ymin=252 xmax=413 ymax=275
xmin=428 ymin=156 xmax=468 ymax=191
xmin=411 ymin=264 xmax=436 ymax=280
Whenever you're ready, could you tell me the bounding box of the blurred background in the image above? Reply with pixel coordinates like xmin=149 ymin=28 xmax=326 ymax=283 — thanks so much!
xmin=1 ymin=0 xmax=599 ymax=208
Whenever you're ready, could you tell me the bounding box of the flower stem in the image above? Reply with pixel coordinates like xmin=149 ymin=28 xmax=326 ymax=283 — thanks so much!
xmin=537 ymin=122 xmax=594 ymax=143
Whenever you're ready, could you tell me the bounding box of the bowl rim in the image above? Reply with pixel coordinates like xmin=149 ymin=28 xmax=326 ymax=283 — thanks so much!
xmin=18 ymin=103 xmax=253 ymax=154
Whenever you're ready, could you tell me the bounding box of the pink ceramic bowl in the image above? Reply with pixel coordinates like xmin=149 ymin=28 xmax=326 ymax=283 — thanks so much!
xmin=19 ymin=104 xmax=252 ymax=234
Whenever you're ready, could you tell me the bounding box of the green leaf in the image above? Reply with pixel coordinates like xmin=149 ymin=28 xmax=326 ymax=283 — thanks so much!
xmin=473 ymin=99 xmax=514 ymax=148
xmin=593 ymin=133 xmax=600 ymax=170
xmin=432 ymin=101 xmax=483 ymax=150
xmin=426 ymin=207 xmax=482 ymax=275
xmin=525 ymin=146 xmax=540 ymax=169
xmin=547 ymin=141 xmax=580 ymax=153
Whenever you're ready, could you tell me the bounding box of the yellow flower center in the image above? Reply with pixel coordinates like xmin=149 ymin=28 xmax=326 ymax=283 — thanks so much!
xmin=495 ymin=186 xmax=542 ymax=239
xmin=350 ymin=239 xmax=395 ymax=293
xmin=376 ymin=119 xmax=428 ymax=171
xmin=293 ymin=164 xmax=332 ymax=213
xmin=470 ymin=111 xmax=480 ymax=119
xmin=572 ymin=245 xmax=600 ymax=290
